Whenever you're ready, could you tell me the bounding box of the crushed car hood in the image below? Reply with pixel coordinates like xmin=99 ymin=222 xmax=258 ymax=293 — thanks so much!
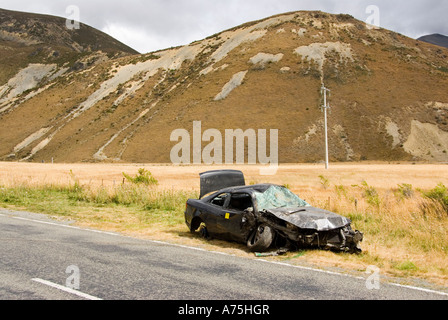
xmin=264 ymin=207 xmax=351 ymax=231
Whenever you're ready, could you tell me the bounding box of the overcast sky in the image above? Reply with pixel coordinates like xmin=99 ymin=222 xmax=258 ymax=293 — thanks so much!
xmin=1 ymin=0 xmax=447 ymax=53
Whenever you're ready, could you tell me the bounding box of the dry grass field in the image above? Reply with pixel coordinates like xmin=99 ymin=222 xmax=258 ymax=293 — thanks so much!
xmin=1 ymin=161 xmax=447 ymax=290
xmin=1 ymin=161 xmax=446 ymax=190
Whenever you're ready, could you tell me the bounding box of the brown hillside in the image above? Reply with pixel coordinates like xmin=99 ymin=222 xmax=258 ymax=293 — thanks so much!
xmin=0 ymin=8 xmax=138 ymax=54
xmin=0 ymin=10 xmax=447 ymax=164
xmin=0 ymin=8 xmax=138 ymax=85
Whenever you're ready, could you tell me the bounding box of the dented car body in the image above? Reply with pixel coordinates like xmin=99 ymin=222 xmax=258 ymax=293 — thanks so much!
xmin=185 ymin=170 xmax=363 ymax=253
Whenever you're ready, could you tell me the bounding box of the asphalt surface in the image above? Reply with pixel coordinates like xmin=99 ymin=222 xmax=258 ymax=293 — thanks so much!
xmin=0 ymin=209 xmax=447 ymax=301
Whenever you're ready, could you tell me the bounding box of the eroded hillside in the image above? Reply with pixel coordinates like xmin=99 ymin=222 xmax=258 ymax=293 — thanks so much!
xmin=1 ymin=10 xmax=447 ymax=164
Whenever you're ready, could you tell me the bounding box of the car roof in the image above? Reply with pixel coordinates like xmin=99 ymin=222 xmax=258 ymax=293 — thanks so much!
xmin=201 ymin=183 xmax=277 ymax=199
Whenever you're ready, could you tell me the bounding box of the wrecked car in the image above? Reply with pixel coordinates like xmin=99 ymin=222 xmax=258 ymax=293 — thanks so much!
xmin=185 ymin=170 xmax=363 ymax=253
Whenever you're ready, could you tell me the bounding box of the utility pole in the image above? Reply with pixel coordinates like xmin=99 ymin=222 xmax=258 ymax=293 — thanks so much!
xmin=321 ymin=85 xmax=331 ymax=170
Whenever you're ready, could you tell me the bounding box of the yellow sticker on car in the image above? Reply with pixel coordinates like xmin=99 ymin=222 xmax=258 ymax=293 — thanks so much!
xmin=225 ymin=213 xmax=230 ymax=220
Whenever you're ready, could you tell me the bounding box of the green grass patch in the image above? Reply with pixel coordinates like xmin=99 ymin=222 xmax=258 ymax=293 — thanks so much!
xmin=393 ymin=260 xmax=418 ymax=272
xmin=0 ymin=182 xmax=197 ymax=231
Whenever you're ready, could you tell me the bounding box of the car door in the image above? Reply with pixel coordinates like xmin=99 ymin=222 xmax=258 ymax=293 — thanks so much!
xmin=203 ymin=192 xmax=231 ymax=238
xmin=221 ymin=192 xmax=255 ymax=243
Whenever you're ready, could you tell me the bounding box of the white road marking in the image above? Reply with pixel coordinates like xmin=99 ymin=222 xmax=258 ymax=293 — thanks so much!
xmin=2 ymin=211 xmax=447 ymax=297
xmin=32 ymin=278 xmax=102 ymax=300
xmin=0 ymin=213 xmax=119 ymax=236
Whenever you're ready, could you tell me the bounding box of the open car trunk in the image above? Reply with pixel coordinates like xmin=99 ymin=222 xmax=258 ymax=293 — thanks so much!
xmin=199 ymin=170 xmax=245 ymax=198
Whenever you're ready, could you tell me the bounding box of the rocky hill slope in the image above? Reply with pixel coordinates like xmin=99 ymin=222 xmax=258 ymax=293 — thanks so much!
xmin=0 ymin=10 xmax=447 ymax=164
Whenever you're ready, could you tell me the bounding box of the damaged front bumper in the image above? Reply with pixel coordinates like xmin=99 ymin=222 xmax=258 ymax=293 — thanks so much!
xmin=271 ymin=221 xmax=363 ymax=253
xmin=291 ymin=226 xmax=364 ymax=253
xmin=257 ymin=208 xmax=364 ymax=253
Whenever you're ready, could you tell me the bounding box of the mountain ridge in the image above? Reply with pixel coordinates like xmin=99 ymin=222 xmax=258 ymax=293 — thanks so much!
xmin=0 ymin=8 xmax=139 ymax=54
xmin=418 ymin=33 xmax=448 ymax=49
xmin=0 ymin=8 xmax=138 ymax=86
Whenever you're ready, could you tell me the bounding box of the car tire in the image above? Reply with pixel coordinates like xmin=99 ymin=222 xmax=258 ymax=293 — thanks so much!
xmin=247 ymin=224 xmax=274 ymax=252
xmin=199 ymin=223 xmax=210 ymax=240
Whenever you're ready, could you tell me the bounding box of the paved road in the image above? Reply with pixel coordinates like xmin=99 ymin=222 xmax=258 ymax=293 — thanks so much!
xmin=0 ymin=209 xmax=447 ymax=302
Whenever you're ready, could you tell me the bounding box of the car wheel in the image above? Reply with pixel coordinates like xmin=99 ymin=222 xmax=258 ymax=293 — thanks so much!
xmin=247 ymin=224 xmax=274 ymax=252
xmin=199 ymin=223 xmax=210 ymax=240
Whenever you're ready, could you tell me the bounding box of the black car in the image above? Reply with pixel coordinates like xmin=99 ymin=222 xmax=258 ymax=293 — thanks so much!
xmin=185 ymin=170 xmax=363 ymax=253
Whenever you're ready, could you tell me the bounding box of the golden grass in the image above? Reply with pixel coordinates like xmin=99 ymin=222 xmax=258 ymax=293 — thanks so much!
xmin=0 ymin=161 xmax=447 ymax=288
xmin=1 ymin=161 xmax=446 ymax=189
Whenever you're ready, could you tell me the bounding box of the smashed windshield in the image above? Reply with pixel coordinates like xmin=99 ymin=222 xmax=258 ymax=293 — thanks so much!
xmin=255 ymin=185 xmax=310 ymax=211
